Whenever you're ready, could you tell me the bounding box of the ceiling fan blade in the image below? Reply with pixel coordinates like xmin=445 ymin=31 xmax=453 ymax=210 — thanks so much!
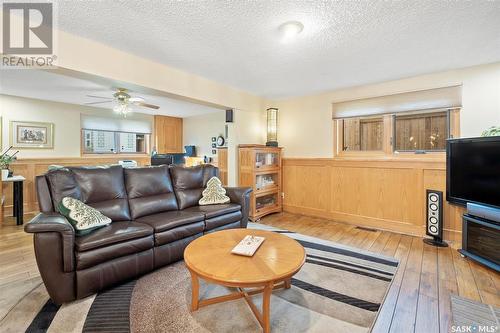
xmin=86 ymin=95 xmax=113 ymax=100
xmin=84 ymin=101 xmax=112 ymax=105
xmin=134 ymin=102 xmax=160 ymax=109
xmin=129 ymin=97 xmax=145 ymax=103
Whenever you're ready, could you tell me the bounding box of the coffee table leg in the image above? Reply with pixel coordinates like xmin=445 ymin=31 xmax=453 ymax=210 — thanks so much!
xmin=284 ymin=278 xmax=291 ymax=289
xmin=262 ymin=282 xmax=273 ymax=333
xmin=189 ymin=270 xmax=199 ymax=311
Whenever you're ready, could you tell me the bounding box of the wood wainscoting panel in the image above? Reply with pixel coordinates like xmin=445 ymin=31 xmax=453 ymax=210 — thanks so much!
xmin=282 ymin=164 xmax=330 ymax=216
xmin=330 ymin=166 xmax=422 ymax=234
xmin=2 ymin=156 xmax=150 ymax=218
xmin=423 ymin=169 xmax=465 ymax=243
xmin=282 ymin=158 xmax=464 ymax=243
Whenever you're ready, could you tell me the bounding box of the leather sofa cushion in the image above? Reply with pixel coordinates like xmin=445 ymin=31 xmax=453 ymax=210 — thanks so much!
xmin=207 ymin=221 xmax=241 ymax=233
xmin=70 ymin=165 xmax=131 ymax=221
xmin=76 ymin=235 xmax=154 ymax=270
xmin=45 ymin=168 xmax=82 ymax=211
xmin=124 ymin=166 xmax=178 ymax=219
xmin=36 ymin=175 xmax=56 ymax=213
xmin=155 ymin=221 xmax=204 ymax=246
xmin=205 ymin=211 xmax=242 ymax=231
xmin=76 ymin=249 xmax=153 ymax=300
xmin=202 ymin=165 xmax=219 ymax=183
xmin=75 ymin=221 xmax=153 ymax=252
xmin=183 ymin=203 xmax=241 ymax=219
xmin=136 ymin=210 xmax=204 ymax=233
xmin=170 ymin=165 xmax=219 ymax=210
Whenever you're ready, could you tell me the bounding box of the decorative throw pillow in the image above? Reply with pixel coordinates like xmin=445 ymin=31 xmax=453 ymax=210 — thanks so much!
xmin=58 ymin=197 xmax=112 ymax=235
xmin=199 ymin=176 xmax=230 ymax=205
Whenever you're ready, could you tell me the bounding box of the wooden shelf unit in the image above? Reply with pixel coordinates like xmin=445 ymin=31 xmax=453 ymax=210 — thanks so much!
xmin=238 ymin=145 xmax=282 ymax=221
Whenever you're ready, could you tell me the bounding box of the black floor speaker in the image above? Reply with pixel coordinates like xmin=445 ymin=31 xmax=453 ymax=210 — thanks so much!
xmin=423 ymin=189 xmax=448 ymax=247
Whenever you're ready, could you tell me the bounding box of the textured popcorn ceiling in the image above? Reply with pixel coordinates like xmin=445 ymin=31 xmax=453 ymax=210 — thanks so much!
xmin=56 ymin=0 xmax=500 ymax=99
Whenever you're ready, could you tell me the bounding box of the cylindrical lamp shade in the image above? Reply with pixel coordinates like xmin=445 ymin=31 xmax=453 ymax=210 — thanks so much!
xmin=266 ymin=108 xmax=278 ymax=146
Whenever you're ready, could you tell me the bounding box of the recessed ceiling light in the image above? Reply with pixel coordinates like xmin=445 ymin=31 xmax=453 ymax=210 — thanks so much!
xmin=278 ymin=21 xmax=304 ymax=43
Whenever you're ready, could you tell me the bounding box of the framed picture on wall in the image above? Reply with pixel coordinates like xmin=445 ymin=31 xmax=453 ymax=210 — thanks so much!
xmin=10 ymin=121 xmax=54 ymax=149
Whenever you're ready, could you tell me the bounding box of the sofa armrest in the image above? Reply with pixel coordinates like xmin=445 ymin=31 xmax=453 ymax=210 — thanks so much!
xmin=24 ymin=213 xmax=76 ymax=303
xmin=225 ymin=187 xmax=252 ymax=228
xmin=25 ymin=213 xmax=75 ymax=273
xmin=25 ymin=213 xmax=74 ymax=234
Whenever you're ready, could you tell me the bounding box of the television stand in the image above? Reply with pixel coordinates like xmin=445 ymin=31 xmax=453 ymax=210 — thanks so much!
xmin=460 ymin=203 xmax=500 ymax=272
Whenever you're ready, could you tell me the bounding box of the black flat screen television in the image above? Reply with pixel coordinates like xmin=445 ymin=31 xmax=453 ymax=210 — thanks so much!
xmin=446 ymin=136 xmax=500 ymax=208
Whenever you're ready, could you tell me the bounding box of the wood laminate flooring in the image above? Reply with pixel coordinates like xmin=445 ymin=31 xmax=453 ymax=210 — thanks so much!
xmin=1 ymin=212 xmax=499 ymax=332
xmin=260 ymin=212 xmax=500 ymax=333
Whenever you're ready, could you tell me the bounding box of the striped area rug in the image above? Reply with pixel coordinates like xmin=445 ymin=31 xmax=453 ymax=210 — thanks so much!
xmin=0 ymin=223 xmax=399 ymax=332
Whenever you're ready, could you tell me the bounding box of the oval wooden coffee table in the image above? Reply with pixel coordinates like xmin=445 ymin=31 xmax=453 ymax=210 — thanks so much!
xmin=184 ymin=228 xmax=305 ymax=333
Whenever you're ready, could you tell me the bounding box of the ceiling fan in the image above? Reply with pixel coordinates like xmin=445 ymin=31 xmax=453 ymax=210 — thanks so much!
xmin=84 ymin=88 xmax=159 ymax=116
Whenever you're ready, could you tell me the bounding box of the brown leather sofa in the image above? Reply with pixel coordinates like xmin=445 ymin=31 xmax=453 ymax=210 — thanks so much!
xmin=25 ymin=164 xmax=251 ymax=304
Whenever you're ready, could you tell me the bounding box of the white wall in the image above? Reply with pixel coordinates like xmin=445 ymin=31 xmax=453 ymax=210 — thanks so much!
xmin=226 ymin=109 xmax=267 ymax=186
xmin=182 ymin=111 xmax=226 ymax=158
xmin=0 ymin=94 xmax=154 ymax=158
xmin=183 ymin=108 xmax=266 ymax=186
xmin=268 ymin=62 xmax=500 ymax=158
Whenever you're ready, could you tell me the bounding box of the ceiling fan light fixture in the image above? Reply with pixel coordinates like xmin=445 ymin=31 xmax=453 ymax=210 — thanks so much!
xmin=86 ymin=88 xmax=159 ymax=116
xmin=113 ymin=103 xmax=131 ymax=117
xmin=278 ymin=21 xmax=304 ymax=43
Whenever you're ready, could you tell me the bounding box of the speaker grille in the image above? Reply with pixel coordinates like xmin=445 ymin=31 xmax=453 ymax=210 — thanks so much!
xmin=426 ymin=190 xmax=443 ymax=238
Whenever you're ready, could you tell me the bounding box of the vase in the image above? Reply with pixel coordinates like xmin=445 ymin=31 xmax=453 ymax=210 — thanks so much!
xmin=1 ymin=169 xmax=9 ymax=181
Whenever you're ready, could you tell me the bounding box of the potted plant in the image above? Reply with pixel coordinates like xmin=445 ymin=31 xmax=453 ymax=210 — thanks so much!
xmin=481 ymin=126 xmax=500 ymax=137
xmin=0 ymin=147 xmax=19 ymax=180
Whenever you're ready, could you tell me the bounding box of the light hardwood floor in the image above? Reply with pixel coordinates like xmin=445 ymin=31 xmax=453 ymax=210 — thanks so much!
xmin=1 ymin=212 xmax=499 ymax=333
xmin=261 ymin=212 xmax=500 ymax=333
xmin=0 ymin=215 xmax=39 ymax=288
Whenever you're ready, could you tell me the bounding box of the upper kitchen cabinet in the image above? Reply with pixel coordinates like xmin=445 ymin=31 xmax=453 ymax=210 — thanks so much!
xmin=154 ymin=115 xmax=183 ymax=153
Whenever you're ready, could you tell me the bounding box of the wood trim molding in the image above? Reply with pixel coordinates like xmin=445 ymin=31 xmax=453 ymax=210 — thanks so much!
xmin=283 ymin=157 xmax=446 ymax=170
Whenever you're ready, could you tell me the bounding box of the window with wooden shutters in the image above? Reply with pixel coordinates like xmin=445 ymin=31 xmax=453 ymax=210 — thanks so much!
xmin=393 ymin=110 xmax=448 ymax=152
xmin=342 ymin=116 xmax=384 ymax=151
xmin=332 ymin=86 xmax=461 ymax=157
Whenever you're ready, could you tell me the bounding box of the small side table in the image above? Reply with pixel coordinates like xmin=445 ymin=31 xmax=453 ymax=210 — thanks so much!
xmin=3 ymin=176 xmax=26 ymax=225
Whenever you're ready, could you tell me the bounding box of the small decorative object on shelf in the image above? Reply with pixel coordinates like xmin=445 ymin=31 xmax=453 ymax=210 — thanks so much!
xmin=256 ymin=195 xmax=276 ymax=210
xmin=256 ymin=174 xmax=275 ymax=190
xmin=238 ymin=144 xmax=282 ymax=221
xmin=231 ymin=235 xmax=265 ymax=257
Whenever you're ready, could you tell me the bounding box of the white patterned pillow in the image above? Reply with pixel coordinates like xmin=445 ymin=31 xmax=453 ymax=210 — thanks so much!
xmin=58 ymin=197 xmax=112 ymax=235
xmin=199 ymin=177 xmax=230 ymax=205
